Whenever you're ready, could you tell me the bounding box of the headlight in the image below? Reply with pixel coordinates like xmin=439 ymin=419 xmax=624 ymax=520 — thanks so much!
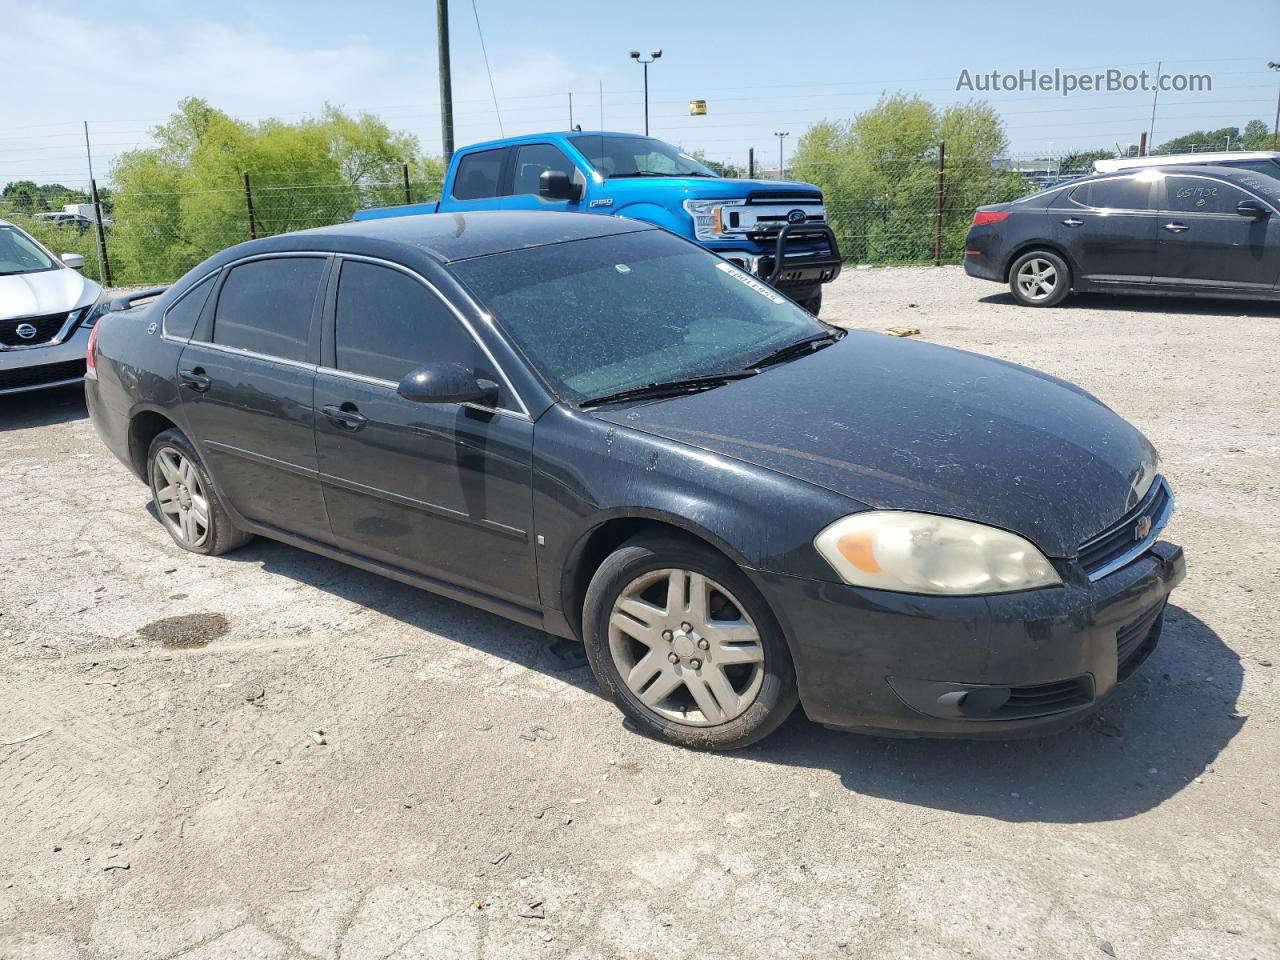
xmin=814 ymin=512 xmax=1062 ymax=595
xmin=683 ymin=198 xmax=744 ymax=241
xmin=80 ymin=291 xmax=112 ymax=328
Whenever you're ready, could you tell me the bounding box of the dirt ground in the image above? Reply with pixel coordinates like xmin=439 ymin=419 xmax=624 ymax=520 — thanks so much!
xmin=1 ymin=267 xmax=1277 ymax=960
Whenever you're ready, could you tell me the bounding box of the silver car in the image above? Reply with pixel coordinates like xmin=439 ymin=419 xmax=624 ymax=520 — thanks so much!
xmin=0 ymin=219 xmax=107 ymax=396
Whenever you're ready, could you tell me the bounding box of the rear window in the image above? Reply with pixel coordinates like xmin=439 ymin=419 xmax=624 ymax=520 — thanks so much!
xmin=1070 ymin=177 xmax=1153 ymax=211
xmin=452 ymin=148 xmax=507 ymax=200
xmin=212 ymin=257 xmax=325 ymax=362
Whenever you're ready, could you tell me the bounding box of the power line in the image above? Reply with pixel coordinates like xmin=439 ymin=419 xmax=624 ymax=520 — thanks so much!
xmin=469 ymin=0 xmax=503 ymax=137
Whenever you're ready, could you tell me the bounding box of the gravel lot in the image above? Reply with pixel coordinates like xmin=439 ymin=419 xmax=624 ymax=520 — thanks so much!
xmin=2 ymin=266 xmax=1277 ymax=960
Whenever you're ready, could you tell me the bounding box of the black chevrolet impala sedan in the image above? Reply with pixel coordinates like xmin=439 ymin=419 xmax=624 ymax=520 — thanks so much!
xmin=86 ymin=213 xmax=1184 ymax=749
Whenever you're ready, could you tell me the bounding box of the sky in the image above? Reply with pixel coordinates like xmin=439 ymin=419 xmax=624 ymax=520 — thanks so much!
xmin=2 ymin=0 xmax=1278 ymax=188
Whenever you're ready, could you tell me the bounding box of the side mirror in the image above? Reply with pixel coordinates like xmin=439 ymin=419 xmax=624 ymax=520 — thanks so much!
xmin=1236 ymin=199 xmax=1269 ymax=220
xmin=539 ymin=169 xmax=581 ymax=202
xmin=397 ymin=362 xmax=499 ymax=406
xmin=61 ymin=253 xmax=86 ymax=270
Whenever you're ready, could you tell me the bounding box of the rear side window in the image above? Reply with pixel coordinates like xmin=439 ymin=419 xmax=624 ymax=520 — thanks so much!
xmin=334 ymin=261 xmax=478 ymax=383
xmin=1070 ymin=177 xmax=1153 ymax=210
xmin=212 ymin=257 xmax=325 ymax=362
xmin=512 ymin=143 xmax=579 ymax=195
xmin=1164 ymin=177 xmax=1250 ymax=214
xmin=163 ymin=274 xmax=216 ymax=340
xmin=452 ymin=149 xmax=507 ymax=200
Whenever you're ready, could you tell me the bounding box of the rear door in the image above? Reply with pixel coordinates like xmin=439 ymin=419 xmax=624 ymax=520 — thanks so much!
xmin=313 ymin=257 xmax=538 ymax=606
xmin=177 ymin=254 xmax=332 ymax=543
xmin=1153 ymin=174 xmax=1280 ymax=293
xmin=445 ymin=147 xmax=511 ymax=211
xmin=503 ymin=142 xmax=586 ymax=213
xmin=1054 ymin=175 xmax=1159 ymax=284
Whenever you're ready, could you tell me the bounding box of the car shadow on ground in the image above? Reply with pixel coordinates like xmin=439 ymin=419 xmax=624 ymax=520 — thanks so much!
xmin=0 ymin=384 xmax=88 ymax=432
xmin=978 ymin=290 xmax=1280 ymax=317
xmin=230 ymin=538 xmax=1241 ymax=825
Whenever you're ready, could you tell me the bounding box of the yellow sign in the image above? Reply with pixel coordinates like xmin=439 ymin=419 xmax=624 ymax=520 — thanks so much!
xmin=689 ymin=100 xmax=707 ymax=116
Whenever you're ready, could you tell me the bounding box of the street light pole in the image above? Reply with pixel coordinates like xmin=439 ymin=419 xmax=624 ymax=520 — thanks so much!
xmin=629 ymin=49 xmax=662 ymax=135
xmin=774 ymin=131 xmax=790 ymax=180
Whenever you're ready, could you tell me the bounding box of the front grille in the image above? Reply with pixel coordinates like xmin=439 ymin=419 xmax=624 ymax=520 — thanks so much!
xmin=745 ymin=192 xmax=822 ymax=204
xmin=0 ymin=359 xmax=86 ymax=392
xmin=1077 ymin=478 xmax=1171 ymax=579
xmin=1116 ymin=600 xmax=1166 ymax=680
xmin=992 ymin=676 xmax=1093 ymax=718
xmin=0 ymin=311 xmax=72 ymax=347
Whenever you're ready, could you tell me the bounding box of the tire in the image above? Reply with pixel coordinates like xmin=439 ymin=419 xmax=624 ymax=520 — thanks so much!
xmin=799 ymin=290 xmax=823 ymax=316
xmin=582 ymin=533 xmax=798 ymax=750
xmin=1008 ymin=250 xmax=1071 ymax=307
xmin=146 ymin=428 xmax=252 ymax=557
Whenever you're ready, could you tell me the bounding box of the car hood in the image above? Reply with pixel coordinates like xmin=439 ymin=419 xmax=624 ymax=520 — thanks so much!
xmin=599 ymin=177 xmax=822 ymax=203
xmin=591 ymin=332 xmax=1158 ymax=557
xmin=0 ymin=268 xmax=98 ymax=320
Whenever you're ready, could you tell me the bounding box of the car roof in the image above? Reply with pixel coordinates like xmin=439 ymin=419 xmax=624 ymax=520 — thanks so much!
xmin=459 ymin=130 xmax=656 ymax=151
xmin=225 ymin=211 xmax=658 ymax=266
xmin=1094 ymin=151 xmax=1279 ymax=172
xmin=1082 ymin=164 xmax=1257 ymax=182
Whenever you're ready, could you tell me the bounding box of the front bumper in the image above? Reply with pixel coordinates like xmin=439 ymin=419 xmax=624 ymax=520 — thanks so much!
xmin=0 ymin=324 xmax=90 ymax=395
xmin=712 ymin=223 xmax=843 ymax=292
xmin=753 ymin=541 xmax=1186 ymax=737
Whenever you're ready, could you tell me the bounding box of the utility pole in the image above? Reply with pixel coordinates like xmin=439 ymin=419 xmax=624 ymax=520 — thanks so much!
xmin=1270 ymin=62 xmax=1280 ymax=149
xmin=774 ymin=131 xmax=789 ymax=180
xmin=437 ymin=0 xmax=454 ymax=164
xmin=748 ymin=147 xmax=755 ymax=179
xmin=629 ymin=49 xmax=662 ymax=135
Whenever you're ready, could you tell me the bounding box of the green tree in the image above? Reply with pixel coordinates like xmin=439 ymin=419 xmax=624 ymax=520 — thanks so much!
xmin=792 ymin=94 xmax=1026 ymax=264
xmin=1058 ymin=149 xmax=1116 ymax=175
xmin=1242 ymin=119 xmax=1272 ymax=150
xmin=1156 ymin=125 xmax=1248 ymax=154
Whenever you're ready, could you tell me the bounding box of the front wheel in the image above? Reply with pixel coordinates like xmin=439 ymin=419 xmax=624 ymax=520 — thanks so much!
xmin=582 ymin=534 xmax=798 ymax=750
xmin=1009 ymin=250 xmax=1071 ymax=307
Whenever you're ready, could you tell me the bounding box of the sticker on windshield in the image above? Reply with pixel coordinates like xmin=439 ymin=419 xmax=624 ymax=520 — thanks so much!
xmin=614 ymin=263 xmax=631 ymax=273
xmin=715 ymin=261 xmax=786 ymax=304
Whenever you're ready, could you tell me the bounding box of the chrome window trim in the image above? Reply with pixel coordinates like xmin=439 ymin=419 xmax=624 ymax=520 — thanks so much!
xmin=314 ymin=365 xmax=529 ymax=421
xmin=183 ymin=338 xmax=319 ymax=372
xmin=1083 ymin=478 xmax=1175 ymax=583
xmin=331 ymin=253 xmax=531 ymax=419
xmin=161 ymin=268 xmax=222 ymax=342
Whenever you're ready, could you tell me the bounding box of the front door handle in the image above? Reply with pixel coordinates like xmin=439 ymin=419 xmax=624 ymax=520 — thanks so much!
xmin=1061 ymin=218 xmax=1084 ymax=227
xmin=1163 ymin=222 xmax=1189 ymax=233
xmin=321 ymin=402 xmax=367 ymax=431
xmin=179 ymin=368 xmax=211 ymax=392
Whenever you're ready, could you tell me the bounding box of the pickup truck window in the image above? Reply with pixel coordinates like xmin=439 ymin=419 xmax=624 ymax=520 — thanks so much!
xmin=334 ymin=260 xmax=476 ymax=383
xmin=568 ymin=134 xmax=715 ymax=180
xmin=513 ymin=143 xmax=578 ymax=195
xmin=451 ymin=230 xmax=822 ymax=402
xmin=212 ymin=257 xmax=324 ymax=363
xmin=453 ymin=148 xmax=507 ymax=200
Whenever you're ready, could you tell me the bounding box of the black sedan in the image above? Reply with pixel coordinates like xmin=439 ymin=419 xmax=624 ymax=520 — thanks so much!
xmin=965 ymin=164 xmax=1280 ymax=307
xmin=86 ymin=212 xmax=1184 ymax=750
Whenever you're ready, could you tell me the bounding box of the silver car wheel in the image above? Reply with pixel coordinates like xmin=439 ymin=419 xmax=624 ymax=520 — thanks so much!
xmin=152 ymin=448 xmax=210 ymax=549
xmin=1016 ymin=257 xmax=1059 ymax=302
xmin=608 ymin=568 xmax=765 ymax=727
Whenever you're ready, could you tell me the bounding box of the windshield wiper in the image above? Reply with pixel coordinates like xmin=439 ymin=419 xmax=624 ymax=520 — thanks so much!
xmin=746 ymin=328 xmax=843 ymax=370
xmin=579 ymin=371 xmax=757 ymax=409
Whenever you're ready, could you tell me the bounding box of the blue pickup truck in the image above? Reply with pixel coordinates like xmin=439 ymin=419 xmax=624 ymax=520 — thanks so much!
xmin=354 ymin=131 xmax=841 ymax=313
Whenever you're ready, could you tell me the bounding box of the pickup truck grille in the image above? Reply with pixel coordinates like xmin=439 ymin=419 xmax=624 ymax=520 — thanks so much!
xmin=0 ymin=311 xmax=71 ymax=347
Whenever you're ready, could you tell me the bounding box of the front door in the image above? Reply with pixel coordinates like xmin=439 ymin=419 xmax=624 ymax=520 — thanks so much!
xmin=503 ymin=142 xmax=586 ymax=213
xmin=313 ymin=257 xmax=538 ymax=607
xmin=1053 ymin=175 xmax=1159 ymax=284
xmin=1153 ymin=174 xmax=1280 ymax=294
xmin=177 ymin=254 xmax=331 ymax=544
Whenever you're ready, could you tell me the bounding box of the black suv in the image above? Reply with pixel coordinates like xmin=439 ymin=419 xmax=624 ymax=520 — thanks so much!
xmin=965 ymin=165 xmax=1280 ymax=307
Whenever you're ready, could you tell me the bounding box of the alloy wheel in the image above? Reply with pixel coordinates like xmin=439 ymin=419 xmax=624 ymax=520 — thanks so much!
xmin=152 ymin=448 xmax=210 ymax=549
xmin=1016 ymin=257 xmax=1059 ymax=302
xmin=608 ymin=568 xmax=765 ymax=726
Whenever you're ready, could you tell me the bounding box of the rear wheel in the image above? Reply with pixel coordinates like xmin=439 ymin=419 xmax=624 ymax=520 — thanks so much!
xmin=583 ymin=533 xmax=798 ymax=750
xmin=1009 ymin=250 xmax=1071 ymax=307
xmin=147 ymin=429 xmax=252 ymax=556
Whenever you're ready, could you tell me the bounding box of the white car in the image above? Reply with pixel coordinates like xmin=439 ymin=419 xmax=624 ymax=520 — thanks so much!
xmin=0 ymin=218 xmax=107 ymax=396
xmin=1094 ymin=151 xmax=1280 ymax=179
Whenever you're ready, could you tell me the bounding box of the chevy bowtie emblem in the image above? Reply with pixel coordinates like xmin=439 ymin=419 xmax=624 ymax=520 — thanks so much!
xmin=1135 ymin=515 xmax=1153 ymax=541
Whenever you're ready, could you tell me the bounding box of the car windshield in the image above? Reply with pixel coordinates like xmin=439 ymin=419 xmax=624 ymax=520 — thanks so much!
xmin=568 ymin=134 xmax=717 ymax=180
xmin=450 ymin=230 xmax=828 ymax=403
xmin=0 ymin=225 xmax=58 ymax=275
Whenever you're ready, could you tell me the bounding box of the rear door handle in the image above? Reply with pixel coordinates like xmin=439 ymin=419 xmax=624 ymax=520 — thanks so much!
xmin=1163 ymin=222 xmax=1189 ymax=233
xmin=321 ymin=402 xmax=367 ymax=431
xmin=1061 ymin=218 xmax=1084 ymax=227
xmin=179 ymin=368 xmax=211 ymax=392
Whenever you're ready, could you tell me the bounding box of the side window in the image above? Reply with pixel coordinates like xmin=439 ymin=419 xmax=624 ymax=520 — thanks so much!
xmin=163 ymin=273 xmax=216 ymax=340
xmin=512 ymin=143 xmax=580 ymax=196
xmin=1070 ymin=177 xmax=1153 ymax=211
xmin=212 ymin=257 xmax=325 ymax=363
xmin=452 ymin=149 xmax=507 ymax=201
xmin=334 ymin=261 xmax=479 ymax=384
xmin=1165 ymin=177 xmax=1249 ymax=215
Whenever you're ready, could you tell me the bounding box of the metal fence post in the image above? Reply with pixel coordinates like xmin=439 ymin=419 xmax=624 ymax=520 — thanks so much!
xmin=932 ymin=141 xmax=946 ymax=266
xmin=243 ymin=172 xmax=257 ymax=240
xmin=402 ymin=163 xmax=413 ymax=204
xmin=89 ymin=177 xmax=112 ymax=287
